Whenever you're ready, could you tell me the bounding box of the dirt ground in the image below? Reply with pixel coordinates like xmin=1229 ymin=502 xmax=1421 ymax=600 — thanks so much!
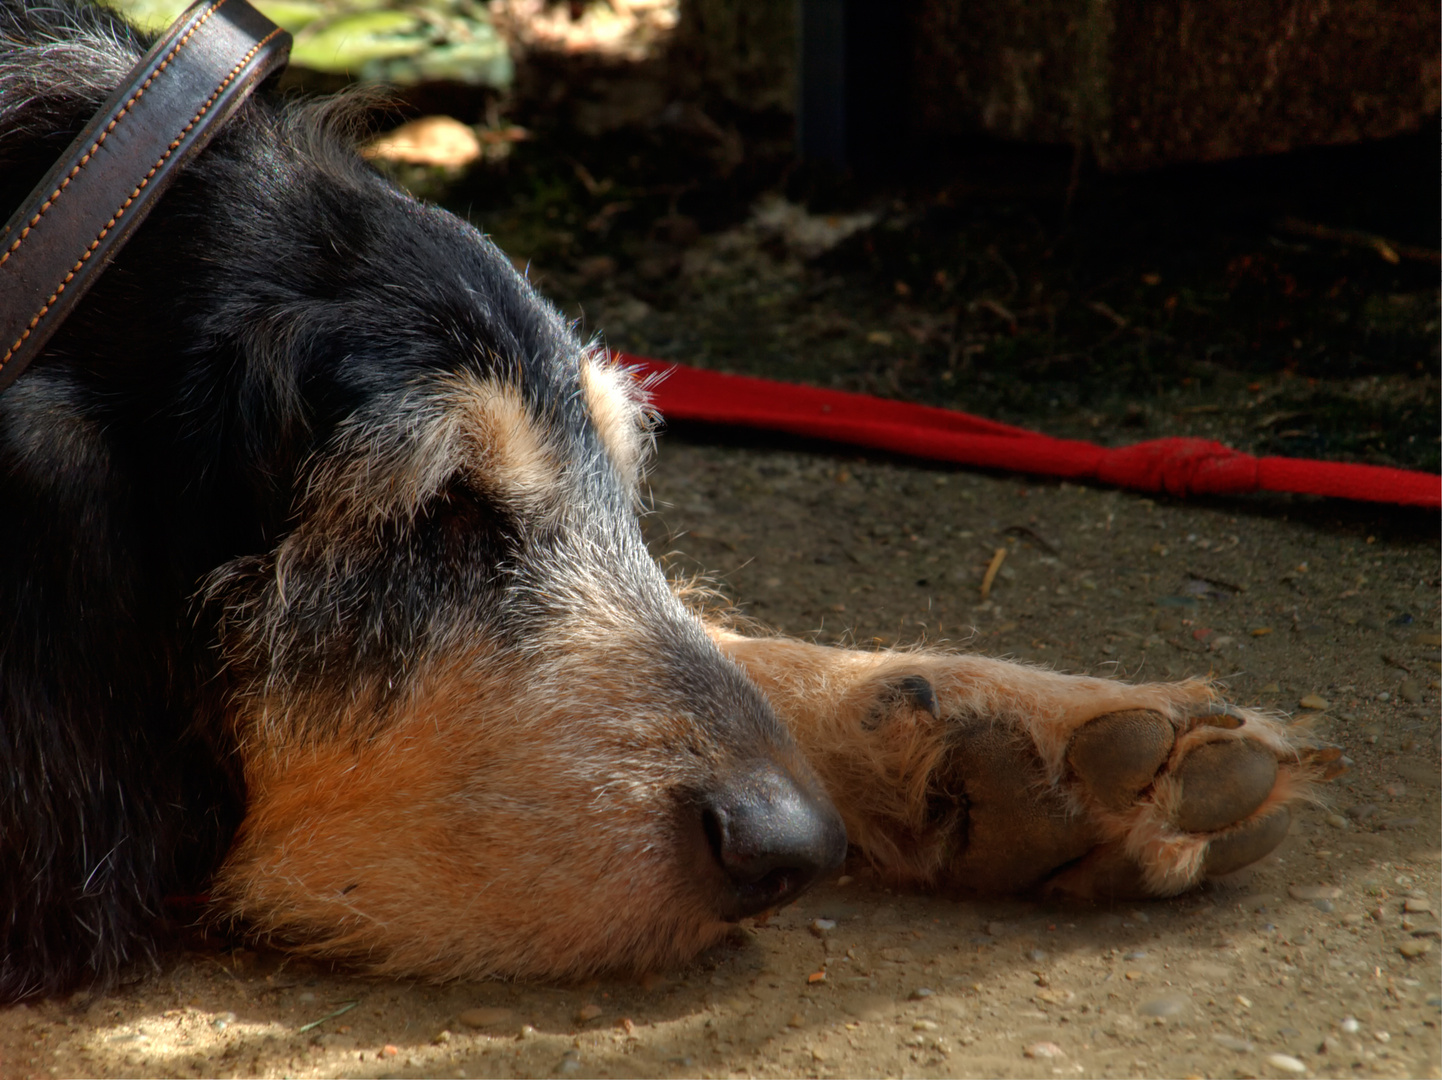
xmin=2 ymin=435 xmax=1438 ymax=1080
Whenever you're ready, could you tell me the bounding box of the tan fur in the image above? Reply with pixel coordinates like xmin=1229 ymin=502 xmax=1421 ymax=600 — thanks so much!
xmin=579 ymin=351 xmax=652 ymax=487
xmin=451 ymin=372 xmax=567 ymax=510
xmin=295 ymin=371 xmax=564 ymax=542
xmin=214 ymin=640 xmax=732 ymax=980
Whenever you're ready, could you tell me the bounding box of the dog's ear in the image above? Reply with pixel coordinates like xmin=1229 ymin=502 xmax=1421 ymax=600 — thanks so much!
xmin=579 ymin=349 xmax=658 ymax=493
xmin=0 ymin=0 xmax=149 ymax=208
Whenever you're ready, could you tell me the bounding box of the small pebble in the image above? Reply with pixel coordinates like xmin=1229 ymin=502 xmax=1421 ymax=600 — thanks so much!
xmin=1325 ymin=813 xmax=1349 ymax=828
xmin=1023 ymin=1041 xmax=1064 ymax=1059
xmin=1340 ymin=1017 xmax=1361 ymax=1034
xmin=576 ymin=1004 xmax=603 ymax=1023
xmin=1398 ymin=680 xmax=1423 ymax=703
xmin=1288 ymin=884 xmax=1342 ymax=901
xmin=557 ymin=1049 xmax=582 ymax=1075
xmin=984 ymin=921 xmax=1007 ymax=937
xmin=913 ymin=1019 xmax=938 ymax=1032
xmin=1312 ymin=899 xmax=1334 ymax=913
xmin=1298 ymin=694 xmax=1330 ymax=711
xmin=787 ymin=1013 xmax=803 ymax=1028
xmin=1213 ymin=1034 xmax=1254 ymax=1052
xmin=1346 ymin=803 xmax=1379 ymax=821
xmin=1267 ymin=1052 xmax=1307 ymax=1074
xmin=1138 ymin=994 xmax=1189 ymax=1018
xmin=1027 ymin=949 xmax=1047 ymax=963
xmin=809 ymin=918 xmax=836 ymax=936
xmin=908 ymin=987 xmax=933 ymax=1000
xmin=1123 ymin=950 xmax=1148 ymax=960
xmin=1404 ymin=898 xmax=1432 ymax=913
xmin=1374 ymin=1031 xmax=1391 ymax=1043
xmin=458 ymin=1007 xmax=514 ymax=1030
xmin=1340 ymin=913 xmax=1363 ymax=926
xmin=1399 ymin=940 xmax=1432 ymax=958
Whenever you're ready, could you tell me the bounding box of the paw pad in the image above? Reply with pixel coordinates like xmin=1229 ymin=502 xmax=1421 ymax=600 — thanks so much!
xmin=1203 ymin=805 xmax=1292 ymax=876
xmin=1053 ymin=702 xmax=1311 ymax=897
xmin=1172 ymin=739 xmax=1277 ymax=832
xmin=1066 ymin=710 xmax=1173 ymax=811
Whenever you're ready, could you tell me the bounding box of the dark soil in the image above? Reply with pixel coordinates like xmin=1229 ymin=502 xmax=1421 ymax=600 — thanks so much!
xmin=423 ymin=58 xmax=1439 ymax=474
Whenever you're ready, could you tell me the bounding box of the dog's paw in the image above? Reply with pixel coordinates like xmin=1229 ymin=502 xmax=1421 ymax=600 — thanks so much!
xmin=709 ymin=634 xmax=1344 ymax=902
xmin=856 ymin=670 xmax=1343 ymax=900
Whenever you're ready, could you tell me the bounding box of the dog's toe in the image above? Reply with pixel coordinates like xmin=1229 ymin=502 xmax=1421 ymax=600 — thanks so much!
xmin=1065 ymin=709 xmax=1174 ymax=811
xmin=1170 ymin=737 xmax=1278 ymax=832
xmin=1042 ymin=697 xmax=1327 ymax=898
xmin=1202 ymin=804 xmax=1292 ymax=876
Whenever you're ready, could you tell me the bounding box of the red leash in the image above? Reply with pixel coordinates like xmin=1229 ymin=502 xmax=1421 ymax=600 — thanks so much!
xmin=622 ymin=356 xmax=1440 ymax=510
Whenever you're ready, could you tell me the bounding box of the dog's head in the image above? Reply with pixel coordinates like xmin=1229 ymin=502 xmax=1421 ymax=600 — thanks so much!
xmin=194 ymin=215 xmax=848 ymax=976
xmin=0 ymin=0 xmax=843 ymax=985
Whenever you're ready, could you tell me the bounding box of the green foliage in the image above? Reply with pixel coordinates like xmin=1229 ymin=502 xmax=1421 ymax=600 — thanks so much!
xmin=110 ymin=0 xmax=512 ymax=86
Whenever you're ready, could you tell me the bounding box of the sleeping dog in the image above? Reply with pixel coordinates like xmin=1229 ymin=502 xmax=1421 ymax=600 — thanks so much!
xmin=0 ymin=0 xmax=1325 ymax=1001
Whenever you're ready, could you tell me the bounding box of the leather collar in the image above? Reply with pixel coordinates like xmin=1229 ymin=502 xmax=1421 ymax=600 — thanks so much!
xmin=0 ymin=0 xmax=291 ymax=393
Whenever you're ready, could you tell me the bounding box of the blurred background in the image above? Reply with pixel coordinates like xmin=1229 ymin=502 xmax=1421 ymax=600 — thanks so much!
xmin=116 ymin=0 xmax=1441 ymax=472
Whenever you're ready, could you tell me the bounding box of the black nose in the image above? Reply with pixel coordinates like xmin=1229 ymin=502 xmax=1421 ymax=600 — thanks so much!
xmin=701 ymin=762 xmax=848 ymax=920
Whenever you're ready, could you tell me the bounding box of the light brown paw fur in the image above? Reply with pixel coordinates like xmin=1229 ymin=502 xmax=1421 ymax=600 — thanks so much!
xmin=714 ymin=631 xmax=1340 ymax=900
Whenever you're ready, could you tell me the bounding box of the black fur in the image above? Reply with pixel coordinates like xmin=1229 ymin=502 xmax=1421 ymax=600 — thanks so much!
xmin=0 ymin=0 xmax=682 ymax=999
